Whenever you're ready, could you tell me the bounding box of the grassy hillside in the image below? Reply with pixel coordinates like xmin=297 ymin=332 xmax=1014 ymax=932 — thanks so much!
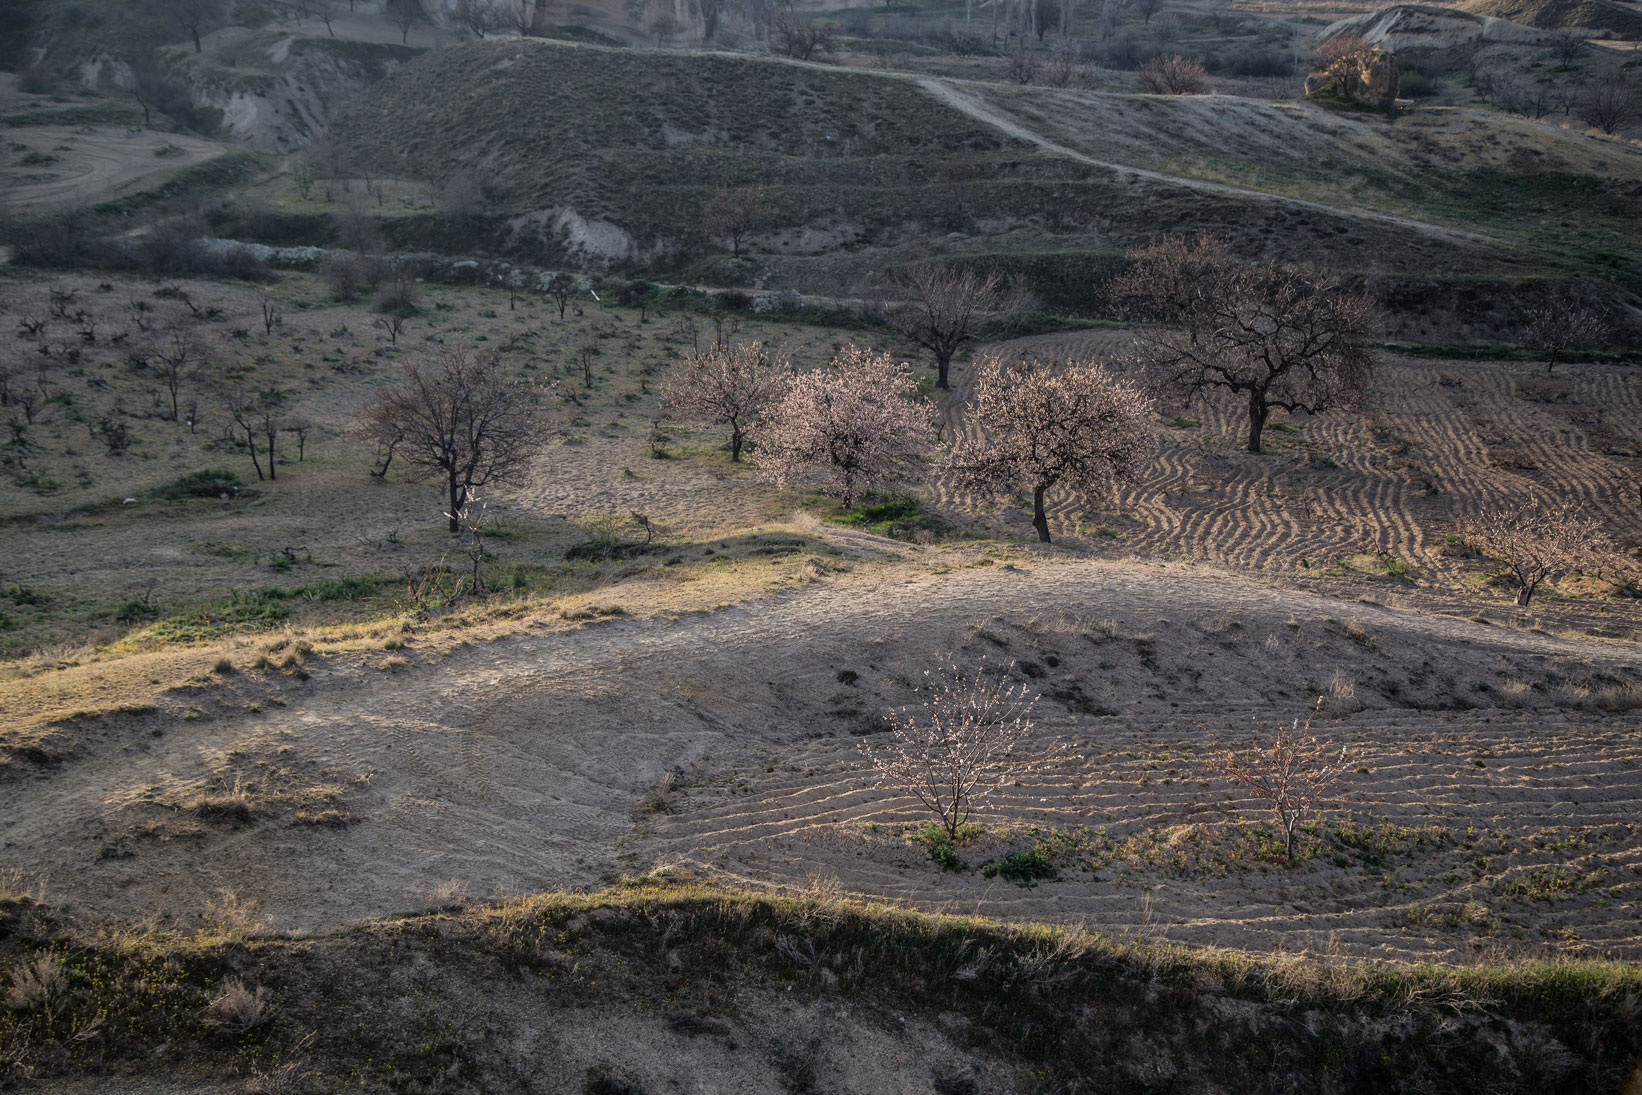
xmin=3 ymin=879 xmax=1639 ymax=1092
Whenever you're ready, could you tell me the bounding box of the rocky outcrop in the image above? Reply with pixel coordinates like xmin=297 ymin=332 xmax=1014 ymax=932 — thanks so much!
xmin=178 ymin=35 xmax=421 ymax=153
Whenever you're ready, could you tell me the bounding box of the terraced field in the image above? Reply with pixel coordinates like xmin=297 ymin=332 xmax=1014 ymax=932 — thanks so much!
xmin=933 ymin=329 xmax=1642 ymax=580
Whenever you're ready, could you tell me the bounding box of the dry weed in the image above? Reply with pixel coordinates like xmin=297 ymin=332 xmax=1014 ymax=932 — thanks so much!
xmin=203 ymin=977 xmax=272 ymax=1030
xmin=4 ymin=954 xmax=67 ymax=1013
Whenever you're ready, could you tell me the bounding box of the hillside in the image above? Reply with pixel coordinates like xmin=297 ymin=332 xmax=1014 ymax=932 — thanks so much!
xmin=318 ymin=37 xmax=1642 ymax=313
xmin=1457 ymin=0 xmax=1642 ymax=36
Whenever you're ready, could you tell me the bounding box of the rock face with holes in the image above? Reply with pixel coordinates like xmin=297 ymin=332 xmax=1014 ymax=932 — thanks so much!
xmin=1305 ymin=47 xmax=1402 ymax=109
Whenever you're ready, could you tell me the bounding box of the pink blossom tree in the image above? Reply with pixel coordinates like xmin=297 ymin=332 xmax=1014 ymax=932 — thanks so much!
xmin=662 ymin=341 xmax=787 ymax=462
xmin=756 ymin=346 xmax=933 ymax=508
xmin=947 ymin=354 xmax=1156 ymax=543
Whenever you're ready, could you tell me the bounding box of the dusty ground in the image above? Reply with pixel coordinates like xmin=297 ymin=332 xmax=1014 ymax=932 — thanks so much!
xmin=1 ymin=125 xmax=227 ymax=215
xmin=1 ymin=547 xmax=1637 ymax=964
xmin=0 ymin=270 xmax=1638 ymax=973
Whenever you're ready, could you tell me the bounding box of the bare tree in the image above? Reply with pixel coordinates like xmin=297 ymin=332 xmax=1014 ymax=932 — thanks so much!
xmin=224 ymin=387 xmax=288 ymax=481
xmin=1109 ymin=233 xmax=1377 ymax=454
xmin=770 ymin=12 xmax=837 ymax=59
xmin=1575 ymin=79 xmax=1640 ymax=135
xmin=386 ymin=0 xmax=427 ymax=43
xmin=701 ymin=186 xmax=774 ymax=259
xmin=145 ymin=0 xmax=225 ymax=53
xmin=1523 ymin=297 xmax=1609 ymax=372
xmin=948 ymin=355 xmax=1155 ymax=543
xmin=304 ymin=0 xmax=340 ymax=35
xmin=1552 ymin=28 xmax=1586 ymax=68
xmin=1457 ymin=499 xmax=1612 ymax=607
xmin=357 ymin=348 xmax=548 ymax=531
xmin=147 ymin=316 xmax=205 ymax=422
xmin=258 ymin=290 xmax=284 ymax=335
xmin=1133 ymin=0 xmax=1162 ymax=25
xmin=663 ymin=342 xmax=787 ymax=462
xmin=891 ymin=263 xmax=1019 ymax=390
xmin=1218 ymin=700 xmax=1351 ymax=862
xmin=544 ymin=272 xmax=577 ymax=321
xmin=454 ymin=0 xmax=503 ymax=37
xmin=1135 ymin=53 xmax=1208 ymax=94
xmin=862 ymin=660 xmax=1047 ymax=840
xmin=757 ymin=346 xmax=933 ymax=508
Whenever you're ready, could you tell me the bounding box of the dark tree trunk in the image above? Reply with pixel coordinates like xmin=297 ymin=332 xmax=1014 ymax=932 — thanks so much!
xmin=1517 ymin=585 xmax=1534 ymax=607
xmin=1032 ymin=484 xmax=1051 ymax=542
xmin=1246 ymin=389 xmax=1269 ymax=454
xmin=730 ymin=424 xmax=744 ymax=462
xmin=448 ymin=477 xmax=464 ymax=533
xmin=935 ymin=352 xmax=952 ymax=390
xmin=191 ymin=27 xmax=202 ymax=52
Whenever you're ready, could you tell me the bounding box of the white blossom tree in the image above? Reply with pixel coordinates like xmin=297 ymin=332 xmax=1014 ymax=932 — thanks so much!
xmin=756 ymin=346 xmax=932 ymax=508
xmin=948 ymin=354 xmax=1156 ymax=543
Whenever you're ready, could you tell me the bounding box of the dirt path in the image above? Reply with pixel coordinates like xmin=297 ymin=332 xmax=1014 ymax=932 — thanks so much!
xmin=1 ymin=126 xmax=227 ymax=215
xmin=910 ymin=75 xmax=1500 ymax=249
xmin=2 ymin=552 xmax=1636 ymax=960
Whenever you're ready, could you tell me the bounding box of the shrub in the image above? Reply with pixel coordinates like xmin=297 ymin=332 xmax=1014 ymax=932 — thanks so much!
xmin=1135 ymin=54 xmax=1209 ymax=94
xmin=985 ymin=844 xmax=1058 ymax=886
xmin=151 ymin=469 xmax=243 ymax=500
xmin=203 ymin=977 xmax=271 ymax=1029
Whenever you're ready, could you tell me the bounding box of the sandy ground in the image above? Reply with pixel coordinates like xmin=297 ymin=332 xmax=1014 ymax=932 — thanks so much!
xmin=1 ymin=126 xmax=227 ymax=215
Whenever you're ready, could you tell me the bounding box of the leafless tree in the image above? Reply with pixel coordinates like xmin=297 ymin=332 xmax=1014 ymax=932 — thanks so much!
xmin=356 ymin=348 xmax=548 ymax=531
xmin=891 ymin=263 xmax=1022 ymax=390
xmin=701 ymin=186 xmax=774 ymax=259
xmin=1575 ymin=79 xmax=1639 ymax=135
xmin=861 ymin=660 xmax=1047 ymax=839
xmin=1108 ymin=233 xmax=1377 ymax=453
xmin=258 ymin=290 xmax=284 ymax=335
xmin=544 ymin=272 xmax=577 ymax=320
xmin=282 ymin=417 xmax=314 ymax=461
xmin=224 ymin=387 xmax=288 ymax=481
xmin=322 ymin=253 xmax=368 ymax=302
xmin=1002 ymin=46 xmax=1039 ymax=84
xmin=1552 ymin=28 xmax=1586 ymax=67
xmin=304 ymin=0 xmax=340 ymax=35
xmin=454 ymin=0 xmax=504 ymax=37
xmin=770 ymin=12 xmax=837 ymax=59
xmin=146 ymin=0 xmax=225 ymax=53
xmin=1218 ymin=699 xmax=1351 ymax=862
xmin=948 ymin=355 xmax=1156 ymax=542
xmin=663 ymin=342 xmax=788 ymax=462
xmin=1133 ymin=0 xmax=1162 ymax=25
xmin=757 ymin=346 xmax=933 ymax=508
xmin=386 ymin=0 xmax=427 ymax=43
xmin=147 ymin=317 xmax=204 ymax=422
xmin=1523 ymin=297 xmax=1609 ymax=372
xmin=1135 ymin=53 xmax=1208 ymax=94
xmin=1457 ymin=499 xmax=1612 ymax=607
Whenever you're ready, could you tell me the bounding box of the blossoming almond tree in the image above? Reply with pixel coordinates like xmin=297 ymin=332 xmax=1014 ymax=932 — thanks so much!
xmin=947 ymin=354 xmax=1156 ymax=543
xmin=756 ymin=345 xmax=932 ymax=508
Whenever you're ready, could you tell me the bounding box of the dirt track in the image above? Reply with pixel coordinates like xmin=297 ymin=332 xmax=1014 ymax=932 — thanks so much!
xmin=1 ymin=126 xmax=226 ymax=215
